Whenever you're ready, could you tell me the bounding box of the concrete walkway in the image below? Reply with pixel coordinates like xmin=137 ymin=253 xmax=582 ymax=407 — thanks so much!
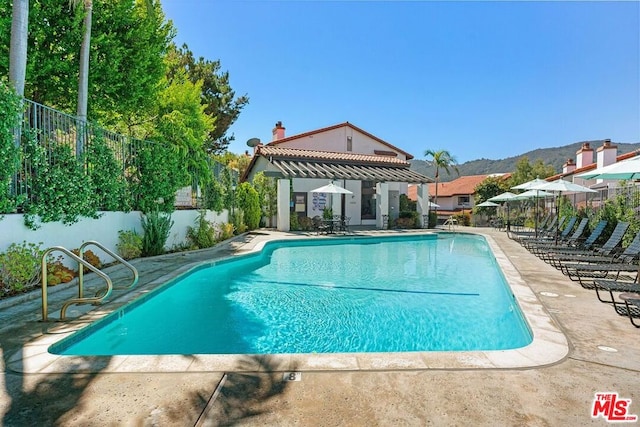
xmin=0 ymin=228 xmax=638 ymax=426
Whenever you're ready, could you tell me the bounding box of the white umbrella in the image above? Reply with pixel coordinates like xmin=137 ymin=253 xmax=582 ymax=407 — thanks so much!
xmin=428 ymin=201 xmax=440 ymax=208
xmin=529 ymin=180 xmax=597 ymax=243
xmin=309 ymin=182 xmax=353 ymax=217
xmin=534 ymin=180 xmax=597 ymax=194
xmin=511 ymin=178 xmax=549 ymax=190
xmin=575 ymin=157 xmax=640 ymax=181
xmin=512 ymin=189 xmax=554 ymax=200
xmin=488 ymin=191 xmax=518 ymax=202
xmin=476 ymin=200 xmax=500 ymax=207
xmin=488 ymin=192 xmax=518 ymax=231
xmin=309 ymin=182 xmax=353 ymax=195
xmin=511 ymin=178 xmax=551 ymax=237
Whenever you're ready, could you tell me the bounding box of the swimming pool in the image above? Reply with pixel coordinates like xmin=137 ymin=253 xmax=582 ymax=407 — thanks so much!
xmin=50 ymin=233 xmax=532 ymax=356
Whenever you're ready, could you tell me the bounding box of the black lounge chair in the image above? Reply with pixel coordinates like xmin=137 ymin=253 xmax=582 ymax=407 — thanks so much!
xmin=509 ymin=214 xmax=558 ymax=242
xmin=561 ymin=232 xmax=640 ymax=289
xmin=528 ymin=217 xmax=589 ymax=256
xmin=546 ymin=222 xmax=630 ymax=270
xmin=521 ymin=216 xmax=577 ymax=250
xmin=621 ymin=297 xmax=640 ymax=327
xmin=594 ymin=277 xmax=639 ymax=309
xmin=538 ymin=220 xmax=608 ymax=263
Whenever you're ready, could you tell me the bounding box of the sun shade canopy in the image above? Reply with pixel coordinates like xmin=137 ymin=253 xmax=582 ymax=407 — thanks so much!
xmin=253 ymin=146 xmax=433 ymax=184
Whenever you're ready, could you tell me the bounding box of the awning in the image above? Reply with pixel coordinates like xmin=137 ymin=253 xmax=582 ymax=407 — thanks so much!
xmin=269 ymin=158 xmax=432 ymax=183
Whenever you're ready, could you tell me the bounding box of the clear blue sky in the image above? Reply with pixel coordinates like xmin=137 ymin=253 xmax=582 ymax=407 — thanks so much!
xmin=162 ymin=0 xmax=640 ymax=163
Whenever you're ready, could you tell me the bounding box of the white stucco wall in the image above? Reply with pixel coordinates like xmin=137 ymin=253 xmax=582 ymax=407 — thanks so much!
xmin=0 ymin=209 xmax=229 ymax=264
xmin=277 ymin=125 xmax=409 ymax=160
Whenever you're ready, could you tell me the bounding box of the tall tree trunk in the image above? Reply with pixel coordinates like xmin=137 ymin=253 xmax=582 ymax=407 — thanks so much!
xmin=9 ymin=0 xmax=29 ymax=97
xmin=76 ymin=0 xmax=92 ymax=156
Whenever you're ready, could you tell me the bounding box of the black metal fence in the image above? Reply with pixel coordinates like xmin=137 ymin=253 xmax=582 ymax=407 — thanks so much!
xmin=10 ymin=99 xmax=234 ymax=210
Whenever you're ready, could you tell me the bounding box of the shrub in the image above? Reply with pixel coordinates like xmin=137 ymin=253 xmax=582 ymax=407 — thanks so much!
xmin=186 ymin=211 xmax=217 ymax=249
xmin=71 ymin=249 xmax=102 ymax=273
xmin=117 ymin=230 xmax=143 ymax=260
xmin=298 ymin=216 xmax=314 ymax=231
xmin=46 ymin=255 xmax=76 ymax=285
xmin=220 ymin=222 xmax=235 ymax=240
xmin=0 ymin=241 xmax=43 ymax=295
xmin=141 ymin=211 xmax=174 ymax=257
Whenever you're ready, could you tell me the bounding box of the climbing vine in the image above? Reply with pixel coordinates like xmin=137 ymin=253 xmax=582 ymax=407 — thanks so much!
xmin=0 ymin=81 xmax=22 ymax=215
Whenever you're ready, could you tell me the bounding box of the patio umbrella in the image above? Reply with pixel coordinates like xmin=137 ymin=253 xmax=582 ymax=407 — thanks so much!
xmin=309 ymin=182 xmax=353 ymax=216
xmin=575 ymin=157 xmax=640 ymax=181
xmin=428 ymin=201 xmax=440 ymax=208
xmin=488 ymin=192 xmax=518 ymax=231
xmin=529 ymin=180 xmax=597 ymax=243
xmin=512 ymin=178 xmax=550 ymax=237
xmin=476 ymin=200 xmax=500 ymax=207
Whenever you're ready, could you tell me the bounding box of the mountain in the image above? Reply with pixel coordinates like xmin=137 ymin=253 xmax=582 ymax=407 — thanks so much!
xmin=410 ymin=140 xmax=640 ymax=182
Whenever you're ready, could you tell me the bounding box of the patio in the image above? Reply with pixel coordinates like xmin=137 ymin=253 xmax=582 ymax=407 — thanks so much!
xmin=0 ymin=227 xmax=638 ymax=425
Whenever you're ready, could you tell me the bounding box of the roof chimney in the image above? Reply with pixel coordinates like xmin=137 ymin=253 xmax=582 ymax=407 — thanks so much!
xmin=596 ymin=139 xmax=617 ymax=169
xmin=272 ymin=121 xmax=285 ymax=141
xmin=575 ymin=142 xmax=594 ymax=168
xmin=563 ymin=158 xmax=576 ymax=174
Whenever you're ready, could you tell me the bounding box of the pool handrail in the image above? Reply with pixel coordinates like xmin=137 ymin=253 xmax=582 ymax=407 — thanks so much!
xmin=78 ymin=240 xmax=138 ymax=296
xmin=41 ymin=246 xmax=113 ymax=321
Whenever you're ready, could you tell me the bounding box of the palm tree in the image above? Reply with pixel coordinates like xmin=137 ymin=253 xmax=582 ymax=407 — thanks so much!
xmin=424 ymin=149 xmax=459 ymax=219
xmin=9 ymin=0 xmax=29 ymax=98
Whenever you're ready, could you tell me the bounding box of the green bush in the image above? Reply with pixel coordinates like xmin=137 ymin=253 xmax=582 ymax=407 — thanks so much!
xmin=186 ymin=211 xmax=217 ymax=249
xmin=117 ymin=230 xmax=143 ymax=260
xmin=141 ymin=211 xmax=174 ymax=256
xmin=0 ymin=241 xmax=43 ymax=295
xmin=236 ymin=182 xmax=261 ymax=230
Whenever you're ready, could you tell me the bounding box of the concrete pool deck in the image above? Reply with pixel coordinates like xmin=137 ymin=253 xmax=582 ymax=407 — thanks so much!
xmin=1 ymin=227 xmax=638 ymax=425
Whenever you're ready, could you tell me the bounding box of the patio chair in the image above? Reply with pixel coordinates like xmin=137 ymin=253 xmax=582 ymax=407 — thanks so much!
xmin=521 ymin=216 xmax=577 ymax=250
xmin=527 ymin=217 xmax=589 ymax=256
xmin=312 ymin=216 xmax=330 ymax=235
xmin=560 ymin=231 xmax=640 ymax=289
xmin=593 ymin=277 xmax=639 ymax=310
xmin=338 ymin=216 xmax=351 ymax=234
xmin=621 ymin=297 xmax=640 ymax=327
xmin=508 ymin=214 xmax=556 ymax=241
xmin=537 ymin=220 xmax=607 ymax=263
xmin=546 ymin=221 xmax=629 ymax=270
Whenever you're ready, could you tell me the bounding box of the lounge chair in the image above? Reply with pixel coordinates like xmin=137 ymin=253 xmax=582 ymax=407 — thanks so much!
xmin=537 ymin=220 xmax=608 ymax=263
xmin=521 ymin=216 xmax=577 ymax=250
xmin=594 ymin=277 xmax=639 ymax=309
xmin=546 ymin=222 xmax=629 ymax=270
xmin=561 ymin=232 xmax=640 ymax=289
xmin=621 ymin=297 xmax=640 ymax=327
xmin=509 ymin=214 xmax=558 ymax=242
xmin=527 ymin=217 xmax=589 ymax=256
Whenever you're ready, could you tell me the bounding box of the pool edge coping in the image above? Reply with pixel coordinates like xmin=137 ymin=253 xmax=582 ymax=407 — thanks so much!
xmin=7 ymin=230 xmax=570 ymax=374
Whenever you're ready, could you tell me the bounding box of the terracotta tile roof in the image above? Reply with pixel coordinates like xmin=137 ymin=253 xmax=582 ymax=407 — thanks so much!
xmin=266 ymin=121 xmax=415 ymax=160
xmin=548 ymin=149 xmax=640 ymax=181
xmin=427 ymin=174 xmax=508 ymax=197
xmin=242 ymin=146 xmax=432 ymax=183
xmin=257 ymin=145 xmax=410 ymax=166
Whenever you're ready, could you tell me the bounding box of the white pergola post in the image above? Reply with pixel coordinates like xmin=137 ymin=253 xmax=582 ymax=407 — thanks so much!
xmin=416 ymin=183 xmax=430 ymax=227
xmin=376 ymin=182 xmax=389 ymax=229
xmin=277 ymin=178 xmax=290 ymax=231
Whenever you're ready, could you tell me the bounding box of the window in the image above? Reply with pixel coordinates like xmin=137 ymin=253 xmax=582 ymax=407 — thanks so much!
xmin=361 ymin=181 xmax=376 ymax=219
xmin=458 ymin=195 xmax=470 ymax=206
xmin=346 ymin=136 xmax=353 ymax=152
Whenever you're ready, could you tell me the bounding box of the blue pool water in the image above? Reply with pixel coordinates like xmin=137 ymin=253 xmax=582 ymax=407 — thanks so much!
xmin=50 ymin=234 xmax=532 ymax=355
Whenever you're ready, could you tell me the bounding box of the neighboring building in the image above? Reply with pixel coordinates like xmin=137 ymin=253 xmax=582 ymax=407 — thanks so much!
xmin=409 ymin=174 xmax=510 ymax=221
xmin=242 ymin=121 xmax=432 ymax=230
xmin=546 ymin=139 xmax=640 ymax=207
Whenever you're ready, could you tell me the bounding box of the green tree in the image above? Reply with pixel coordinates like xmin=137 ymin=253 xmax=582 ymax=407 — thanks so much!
xmin=151 ymin=68 xmax=214 ymax=188
xmin=509 ymin=156 xmax=556 ymax=187
xmin=474 ymin=176 xmax=510 ymax=205
xmin=166 ymin=43 xmax=249 ymax=154
xmin=0 ymin=81 xmax=22 ymax=214
xmin=424 ymin=149 xmax=459 ymax=215
xmin=252 ymin=172 xmax=277 ymax=227
xmin=0 ymin=0 xmax=173 ymax=125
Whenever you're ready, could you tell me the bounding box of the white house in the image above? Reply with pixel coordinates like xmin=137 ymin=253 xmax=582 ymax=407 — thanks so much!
xmin=242 ymin=121 xmax=432 ymax=230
